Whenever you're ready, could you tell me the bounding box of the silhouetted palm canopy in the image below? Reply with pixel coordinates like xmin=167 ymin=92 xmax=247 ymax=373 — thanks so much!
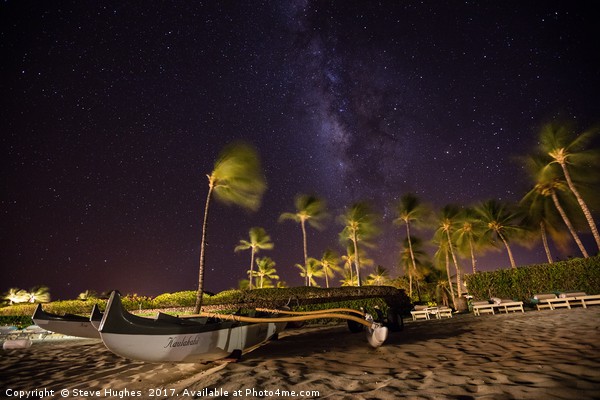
xmin=194 ymin=142 xmax=266 ymax=313
xmin=453 ymin=207 xmax=485 ymax=274
xmin=279 ymin=194 xmax=328 ymax=284
xmin=338 ymin=201 xmax=380 ymax=286
xmin=475 ymin=199 xmax=525 ymax=269
xmin=537 ymin=122 xmax=600 ymax=251
xmin=235 ymin=227 xmax=274 ymax=289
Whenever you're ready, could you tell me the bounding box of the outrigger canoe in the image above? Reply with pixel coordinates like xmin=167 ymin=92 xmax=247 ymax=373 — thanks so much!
xmin=32 ymin=304 xmax=103 ymax=339
xmin=98 ymin=291 xmax=388 ymax=363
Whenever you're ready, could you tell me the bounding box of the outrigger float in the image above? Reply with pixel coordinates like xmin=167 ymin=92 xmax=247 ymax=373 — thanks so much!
xmin=32 ymin=303 xmax=103 ymax=339
xmin=97 ymin=291 xmax=392 ymax=363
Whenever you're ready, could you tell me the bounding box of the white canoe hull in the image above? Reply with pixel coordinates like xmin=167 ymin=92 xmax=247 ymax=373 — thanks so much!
xmin=100 ymin=321 xmax=285 ymax=363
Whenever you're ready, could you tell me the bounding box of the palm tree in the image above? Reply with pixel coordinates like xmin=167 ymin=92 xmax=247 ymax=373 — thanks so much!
xmin=78 ymin=290 xmax=98 ymax=300
xmin=453 ymin=207 xmax=485 ymax=274
xmin=475 ymin=200 xmax=525 ymax=269
xmin=434 ymin=205 xmax=463 ymax=297
xmin=393 ymin=193 xmax=430 ymax=297
xmin=433 ymin=238 xmax=456 ymax=309
xmin=341 ymin=245 xmax=374 ymax=286
xmin=234 ymin=227 xmax=274 ymax=289
xmin=295 ymin=257 xmax=324 ymax=287
xmin=319 ymin=249 xmax=342 ymax=288
xmin=3 ymin=288 xmax=28 ymax=305
xmin=338 ymin=201 xmax=380 ymax=286
xmin=399 ymin=236 xmax=430 ymax=300
xmin=521 ymin=155 xmax=588 ymax=259
xmin=27 ymin=286 xmax=50 ymax=303
xmin=537 ymin=123 xmax=600 ymax=250
xmin=194 ymin=142 xmax=266 ymax=313
xmin=367 ymin=265 xmax=390 ymax=286
xmin=252 ymin=257 xmax=279 ymax=289
xmin=340 ymin=269 xmax=359 ymax=286
xmin=279 ymin=194 xmax=328 ymax=285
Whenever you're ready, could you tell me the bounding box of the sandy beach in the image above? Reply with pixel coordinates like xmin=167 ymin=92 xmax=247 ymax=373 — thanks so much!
xmin=1 ymin=307 xmax=599 ymax=400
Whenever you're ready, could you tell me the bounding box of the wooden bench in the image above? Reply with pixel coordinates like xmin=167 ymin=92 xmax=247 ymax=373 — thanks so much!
xmin=410 ymin=305 xmax=430 ymax=321
xmin=533 ymin=293 xmax=557 ymax=310
xmin=495 ymin=301 xmax=524 ymax=313
xmin=579 ymin=294 xmax=600 ymax=308
xmin=473 ymin=301 xmax=496 ymax=316
xmin=434 ymin=307 xmax=453 ymax=319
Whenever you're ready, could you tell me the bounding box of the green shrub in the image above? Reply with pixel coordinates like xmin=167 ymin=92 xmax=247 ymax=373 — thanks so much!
xmin=465 ymin=256 xmax=600 ymax=303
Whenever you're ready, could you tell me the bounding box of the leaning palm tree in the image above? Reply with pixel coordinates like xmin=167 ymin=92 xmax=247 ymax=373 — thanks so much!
xmin=319 ymin=249 xmax=342 ymax=288
xmin=279 ymin=194 xmax=328 ymax=285
xmin=27 ymin=286 xmax=50 ymax=303
xmin=295 ymin=257 xmax=324 ymax=287
xmin=537 ymin=123 xmax=600 ymax=250
xmin=338 ymin=201 xmax=380 ymax=286
xmin=521 ymin=155 xmax=588 ymax=258
xmin=3 ymin=288 xmax=28 ymax=305
xmin=194 ymin=142 xmax=266 ymax=313
xmin=475 ymin=200 xmax=526 ymax=269
xmin=434 ymin=205 xmax=463 ymax=297
xmin=393 ymin=193 xmax=430 ymax=297
xmin=234 ymin=227 xmax=274 ymax=289
xmin=251 ymin=257 xmax=279 ymax=289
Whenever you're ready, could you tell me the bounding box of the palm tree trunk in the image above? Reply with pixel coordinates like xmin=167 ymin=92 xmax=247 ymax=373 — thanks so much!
xmin=353 ymin=232 xmax=362 ymax=286
xmin=248 ymin=249 xmax=256 ymax=290
xmin=540 ymin=221 xmax=554 ymax=263
xmin=560 ymin=161 xmax=600 ymax=250
xmin=497 ymin=231 xmax=517 ymax=268
xmin=301 ymin=219 xmax=308 ymax=286
xmin=406 ymin=223 xmax=417 ymax=298
xmin=469 ymin=239 xmax=476 ymax=273
xmin=194 ymin=183 xmax=214 ymax=314
xmin=551 ymin=191 xmax=589 ymax=258
xmin=444 ymin=250 xmax=457 ymax=309
xmin=445 ymin=231 xmax=462 ymax=297
xmin=325 ymin=267 xmax=329 ymax=288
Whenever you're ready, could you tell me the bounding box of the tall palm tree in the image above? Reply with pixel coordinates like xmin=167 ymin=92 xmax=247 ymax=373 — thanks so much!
xmin=453 ymin=207 xmax=485 ymax=274
xmin=295 ymin=258 xmax=324 ymax=287
xmin=434 ymin=205 xmax=463 ymax=297
xmin=393 ymin=193 xmax=430 ymax=297
xmin=319 ymin=249 xmax=342 ymax=288
xmin=367 ymin=265 xmax=391 ymax=286
xmin=338 ymin=201 xmax=380 ymax=286
xmin=521 ymin=155 xmax=588 ymax=259
xmin=3 ymin=288 xmax=28 ymax=305
xmin=340 ymin=269 xmax=358 ymax=286
xmin=194 ymin=142 xmax=266 ymax=313
xmin=433 ymin=238 xmax=456 ymax=309
xmin=27 ymin=286 xmax=50 ymax=303
xmin=234 ymin=227 xmax=274 ymax=289
xmin=279 ymin=194 xmax=328 ymax=285
xmin=252 ymin=257 xmax=279 ymax=289
xmin=538 ymin=123 xmax=600 ymax=250
xmin=475 ymin=200 xmax=525 ymax=269
xmin=399 ymin=236 xmax=429 ymax=300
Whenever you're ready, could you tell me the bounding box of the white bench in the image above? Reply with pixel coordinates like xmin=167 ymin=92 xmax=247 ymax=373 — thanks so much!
xmin=579 ymin=294 xmax=600 ymax=308
xmin=534 ymin=293 xmax=557 ymax=310
xmin=435 ymin=307 xmax=453 ymax=319
xmin=473 ymin=301 xmax=496 ymax=316
xmin=495 ymin=301 xmax=524 ymax=313
xmin=411 ymin=305 xmax=430 ymax=321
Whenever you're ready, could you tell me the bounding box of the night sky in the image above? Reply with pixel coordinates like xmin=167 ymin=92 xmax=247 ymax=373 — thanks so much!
xmin=2 ymin=1 xmax=599 ymax=300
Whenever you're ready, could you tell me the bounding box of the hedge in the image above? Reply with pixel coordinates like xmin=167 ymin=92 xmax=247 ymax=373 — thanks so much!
xmin=464 ymin=256 xmax=600 ymax=303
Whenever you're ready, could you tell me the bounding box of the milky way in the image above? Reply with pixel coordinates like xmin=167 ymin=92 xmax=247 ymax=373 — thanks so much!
xmin=2 ymin=1 xmax=598 ymax=299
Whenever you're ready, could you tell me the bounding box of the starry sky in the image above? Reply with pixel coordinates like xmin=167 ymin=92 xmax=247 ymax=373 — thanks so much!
xmin=2 ymin=1 xmax=599 ymax=300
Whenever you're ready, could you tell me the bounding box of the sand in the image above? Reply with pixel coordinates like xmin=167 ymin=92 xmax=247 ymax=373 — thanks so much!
xmin=1 ymin=307 xmax=599 ymax=400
